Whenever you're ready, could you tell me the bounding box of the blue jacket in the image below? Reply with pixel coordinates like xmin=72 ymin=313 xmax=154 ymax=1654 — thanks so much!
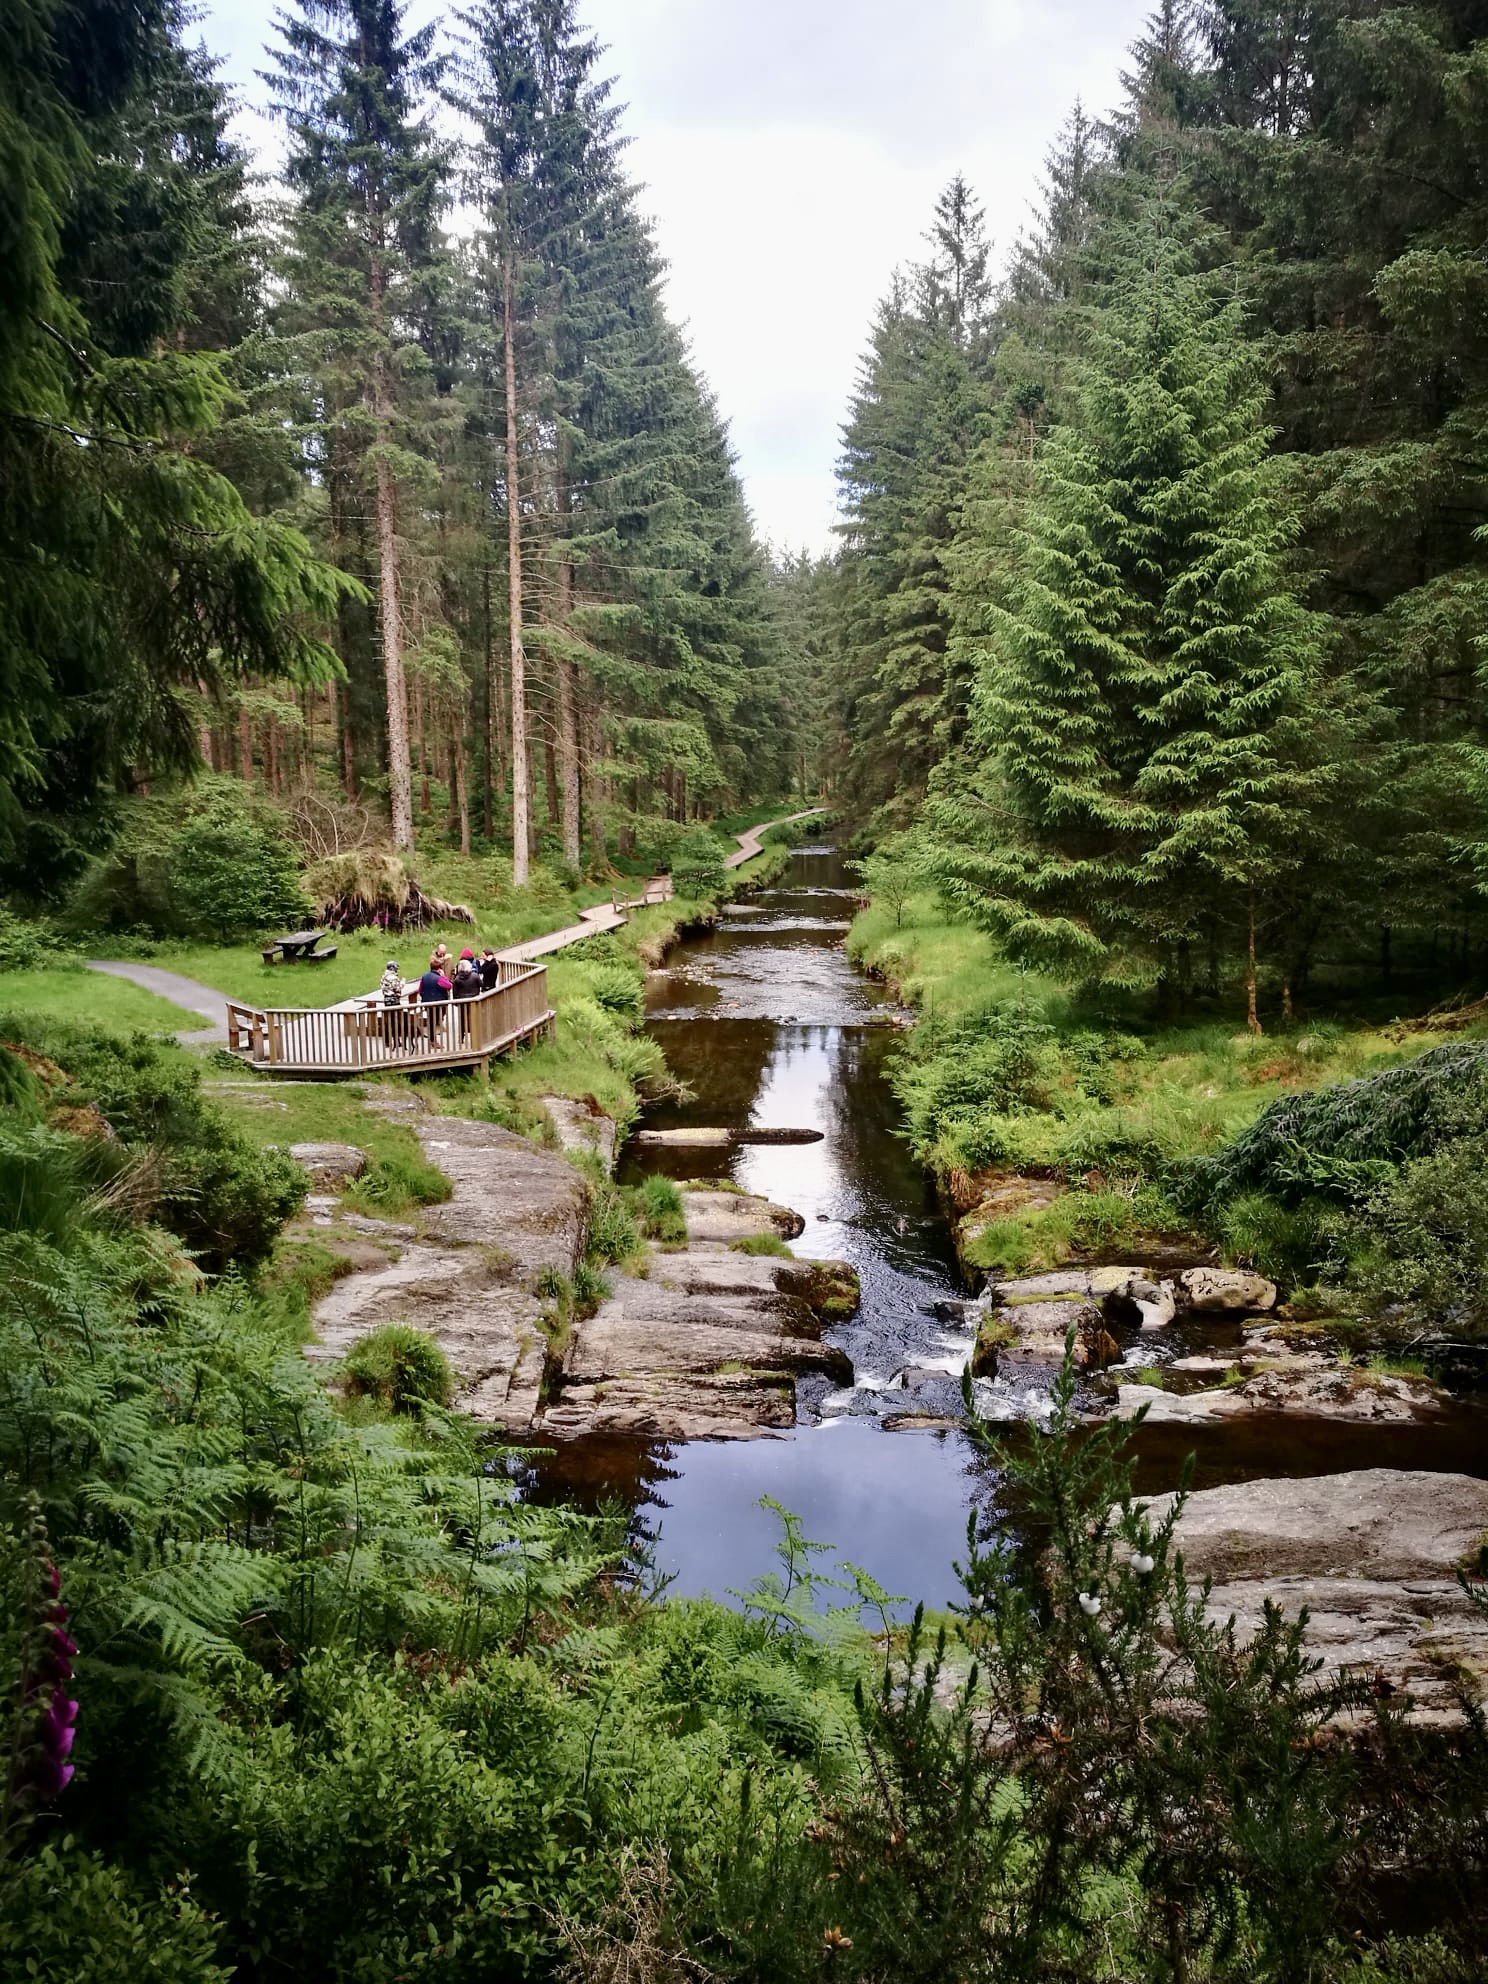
xmin=418 ymin=970 xmax=450 ymax=1004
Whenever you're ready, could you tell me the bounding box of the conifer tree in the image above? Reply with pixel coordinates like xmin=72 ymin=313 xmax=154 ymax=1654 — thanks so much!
xmin=265 ymin=0 xmax=447 ymax=853
xmin=835 ymin=179 xmax=995 ymax=825
xmin=0 ymin=0 xmax=349 ymax=894
xmin=959 ymin=191 xmax=1324 ymax=1010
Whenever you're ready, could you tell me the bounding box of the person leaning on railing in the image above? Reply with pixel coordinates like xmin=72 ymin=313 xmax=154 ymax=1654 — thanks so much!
xmin=417 ymin=955 xmax=451 ymax=1047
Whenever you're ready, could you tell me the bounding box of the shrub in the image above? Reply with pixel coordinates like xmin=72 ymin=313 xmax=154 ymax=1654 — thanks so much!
xmin=0 ymin=905 xmax=78 ymax=972
xmin=730 ymin=1232 xmax=792 ymax=1257
xmin=0 ymin=1841 xmax=230 ymax=1984
xmin=0 ymin=1016 xmax=305 ymax=1269
xmin=896 ymin=1003 xmax=1060 ymax=1133
xmin=576 ymin=961 xmax=645 ymax=1023
xmin=1340 ymin=1129 xmax=1488 ymax=1333
xmin=1184 ymin=1044 xmax=1488 ymax=1214
xmin=585 ymin=1178 xmax=644 ymax=1266
xmin=71 ymin=781 xmax=309 ymax=939
xmin=342 ymin=1324 xmax=454 ymax=1412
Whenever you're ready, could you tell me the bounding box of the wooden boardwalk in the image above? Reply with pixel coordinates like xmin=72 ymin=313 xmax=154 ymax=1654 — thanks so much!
xmin=93 ymin=811 xmax=822 ymax=1078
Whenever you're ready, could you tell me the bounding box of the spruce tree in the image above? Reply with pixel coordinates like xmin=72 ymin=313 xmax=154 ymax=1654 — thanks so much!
xmin=835 ymin=179 xmax=995 ymax=826
xmin=960 ymin=190 xmax=1325 ymax=1010
xmin=265 ymin=0 xmax=447 ymax=853
xmin=0 ymin=0 xmax=349 ymax=894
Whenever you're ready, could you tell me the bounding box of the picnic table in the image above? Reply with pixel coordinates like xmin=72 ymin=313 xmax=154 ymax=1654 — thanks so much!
xmin=262 ymin=927 xmax=339 ymax=965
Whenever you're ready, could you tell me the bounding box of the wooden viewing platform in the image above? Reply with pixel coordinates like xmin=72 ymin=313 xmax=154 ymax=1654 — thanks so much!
xmin=224 ymin=958 xmax=554 ymax=1076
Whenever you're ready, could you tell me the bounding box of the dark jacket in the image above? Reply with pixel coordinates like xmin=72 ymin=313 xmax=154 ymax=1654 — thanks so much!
xmin=452 ymin=961 xmax=480 ymax=1001
xmin=418 ymin=969 xmax=450 ymax=1004
xmin=479 ymin=955 xmax=500 ymax=991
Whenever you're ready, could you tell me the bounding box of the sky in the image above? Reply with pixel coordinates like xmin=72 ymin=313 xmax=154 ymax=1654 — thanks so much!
xmin=198 ymin=0 xmax=1152 ymax=554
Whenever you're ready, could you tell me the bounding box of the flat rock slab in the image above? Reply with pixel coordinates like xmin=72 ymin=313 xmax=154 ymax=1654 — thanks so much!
xmin=1146 ymin=1468 xmax=1488 ymax=1583
xmin=307 ymin=1115 xmax=587 ymax=1433
xmin=679 ymin=1189 xmax=805 ymax=1243
xmin=1117 ymin=1366 xmax=1445 ymax=1424
xmin=540 ymin=1372 xmax=795 ymax=1441
xmin=1141 ymin=1470 xmax=1488 ymax=1712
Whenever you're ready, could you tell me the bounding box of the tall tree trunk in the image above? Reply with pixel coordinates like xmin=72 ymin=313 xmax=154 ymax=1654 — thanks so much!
xmin=369 ymin=246 xmax=414 ymax=852
xmin=413 ymin=672 xmax=429 ymax=816
xmin=1246 ymin=889 xmax=1262 ymax=1036
xmin=503 ymin=245 xmax=530 ymax=886
xmin=238 ymin=703 xmax=253 ymax=783
xmin=267 ymin=711 xmax=280 ymax=796
xmin=454 ymin=737 xmax=471 ymax=857
xmin=480 ymin=562 xmax=494 ymax=841
xmin=584 ymin=705 xmax=606 ymax=861
xmin=554 ymin=456 xmax=582 ymax=869
xmin=543 ymin=734 xmax=560 ymax=826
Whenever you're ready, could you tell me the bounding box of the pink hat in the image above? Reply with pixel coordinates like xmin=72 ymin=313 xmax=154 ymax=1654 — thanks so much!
xmin=459 ymin=948 xmax=475 ymax=960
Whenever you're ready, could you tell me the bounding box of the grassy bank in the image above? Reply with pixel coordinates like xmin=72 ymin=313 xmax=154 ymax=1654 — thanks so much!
xmin=849 ymin=891 xmax=1488 ymax=1336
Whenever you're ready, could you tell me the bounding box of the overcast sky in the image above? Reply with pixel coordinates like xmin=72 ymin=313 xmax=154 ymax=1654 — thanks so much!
xmin=198 ymin=0 xmax=1151 ymax=553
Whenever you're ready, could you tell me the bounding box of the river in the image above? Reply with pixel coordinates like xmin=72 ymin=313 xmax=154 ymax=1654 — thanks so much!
xmin=524 ymin=844 xmax=1488 ymax=1612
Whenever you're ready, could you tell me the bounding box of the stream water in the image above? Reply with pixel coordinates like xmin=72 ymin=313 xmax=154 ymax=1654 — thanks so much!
xmin=525 ymin=846 xmax=1488 ymax=1613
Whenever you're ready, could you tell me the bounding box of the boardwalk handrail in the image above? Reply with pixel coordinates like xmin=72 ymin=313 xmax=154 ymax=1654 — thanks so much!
xmin=225 ymin=958 xmax=554 ymax=1074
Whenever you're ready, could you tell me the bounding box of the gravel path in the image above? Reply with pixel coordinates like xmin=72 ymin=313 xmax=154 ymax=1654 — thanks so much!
xmin=85 ymin=960 xmax=230 ymax=1047
xmin=722 ymin=806 xmax=824 ymax=869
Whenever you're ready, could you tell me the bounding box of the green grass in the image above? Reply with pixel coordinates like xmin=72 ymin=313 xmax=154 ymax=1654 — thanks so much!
xmin=202 ymin=1073 xmax=448 ymax=1206
xmin=729 ymin=1231 xmax=793 ymax=1258
xmin=1 ymin=967 xmax=201 ymax=1033
xmin=848 ymin=888 xmax=1485 ymax=1283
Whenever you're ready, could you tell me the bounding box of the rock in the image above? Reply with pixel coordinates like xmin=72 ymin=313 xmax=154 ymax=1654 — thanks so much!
xmin=1144 ymin=1469 xmax=1488 ymax=1583
xmin=1169 ymin=1354 xmax=1239 ymax=1376
xmin=1143 ymin=1471 xmax=1488 ymax=1713
xmin=306 ymin=1115 xmax=587 ymax=1434
xmin=541 ymin=1095 xmax=617 ymax=1173
xmin=975 ymin=1291 xmax=1119 ymax=1372
xmin=993 ymin=1270 xmax=1092 ymax=1298
xmin=1115 ymin=1365 xmax=1444 ymax=1423
xmin=1132 ymin=1276 xmax=1177 ymax=1330
xmin=1177 ymin=1266 xmax=1278 ymax=1312
xmin=289 ymin=1141 xmax=369 ymax=1188
xmin=680 ymin=1188 xmax=805 ymax=1243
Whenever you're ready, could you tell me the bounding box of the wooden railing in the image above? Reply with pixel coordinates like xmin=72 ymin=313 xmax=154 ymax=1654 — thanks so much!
xmin=224 ymin=959 xmax=554 ymax=1074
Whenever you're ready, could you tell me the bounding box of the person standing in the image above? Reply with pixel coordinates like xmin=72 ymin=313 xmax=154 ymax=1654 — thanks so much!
xmin=378 ymin=959 xmax=406 ymax=1051
xmin=417 ymin=953 xmax=451 ymax=1047
xmin=479 ymin=947 xmax=501 ymax=992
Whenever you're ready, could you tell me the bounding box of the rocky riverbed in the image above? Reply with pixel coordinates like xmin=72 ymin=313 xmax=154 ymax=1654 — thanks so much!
xmin=295 ymin=1095 xmax=857 ymax=1440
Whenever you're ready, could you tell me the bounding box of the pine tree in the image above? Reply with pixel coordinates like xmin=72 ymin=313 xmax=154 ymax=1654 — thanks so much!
xmin=0 ymin=0 xmax=350 ymax=895
xmin=835 ymin=180 xmax=995 ymax=825
xmin=959 ymin=191 xmax=1325 ymax=1009
xmin=265 ymin=0 xmax=448 ymax=853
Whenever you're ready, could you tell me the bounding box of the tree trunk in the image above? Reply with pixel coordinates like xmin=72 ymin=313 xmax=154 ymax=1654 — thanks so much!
xmin=480 ymin=562 xmax=494 ymax=841
xmin=238 ymin=703 xmax=253 ymax=784
xmin=584 ymin=706 xmax=606 ymax=861
xmin=503 ymin=245 xmax=530 ymax=887
xmin=414 ymin=673 xmax=429 ymax=816
xmin=267 ymin=711 xmax=280 ymax=796
xmin=554 ymin=458 xmax=582 ymax=869
xmin=454 ymin=735 xmax=471 ymax=857
xmin=369 ymin=246 xmax=414 ymax=853
xmin=1246 ymin=890 xmax=1262 ymax=1035
xmin=544 ymin=735 xmax=560 ymax=826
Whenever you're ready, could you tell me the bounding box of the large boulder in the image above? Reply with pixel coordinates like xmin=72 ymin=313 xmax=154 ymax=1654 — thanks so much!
xmin=1177 ymin=1266 xmax=1278 ymax=1312
xmin=1145 ymin=1468 xmax=1488 ymax=1582
xmin=289 ymin=1141 xmax=368 ymax=1188
xmin=1141 ymin=1469 xmax=1488 ymax=1714
xmin=973 ymin=1274 xmax=1119 ymax=1371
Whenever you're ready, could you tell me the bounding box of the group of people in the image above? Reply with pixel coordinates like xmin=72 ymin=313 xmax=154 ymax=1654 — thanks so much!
xmin=376 ymin=943 xmax=503 ymax=1047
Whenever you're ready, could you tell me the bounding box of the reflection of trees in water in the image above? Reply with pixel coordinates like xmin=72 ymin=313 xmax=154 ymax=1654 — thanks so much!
xmin=637 ymin=1018 xmax=778 ymax=1130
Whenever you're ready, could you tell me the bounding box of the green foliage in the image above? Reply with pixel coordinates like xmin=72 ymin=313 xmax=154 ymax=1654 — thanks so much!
xmin=1186 ymin=1044 xmax=1488 ymax=1213
xmin=71 ymin=782 xmax=310 ymax=940
xmin=0 ymin=1013 xmax=305 ymax=1268
xmin=343 ymin=1324 xmax=454 ymax=1413
xmin=343 ymin=1148 xmax=452 ymax=1218
xmin=730 ymin=1232 xmax=792 ymax=1258
xmin=633 ymin=1173 xmax=686 ymax=1243
xmin=571 ymin=961 xmax=645 ymax=1024
xmin=0 ymin=1840 xmax=230 ymax=1984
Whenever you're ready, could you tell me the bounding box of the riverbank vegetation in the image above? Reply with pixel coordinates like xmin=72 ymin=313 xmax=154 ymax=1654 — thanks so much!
xmin=6 ymin=0 xmax=1488 ymax=1975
